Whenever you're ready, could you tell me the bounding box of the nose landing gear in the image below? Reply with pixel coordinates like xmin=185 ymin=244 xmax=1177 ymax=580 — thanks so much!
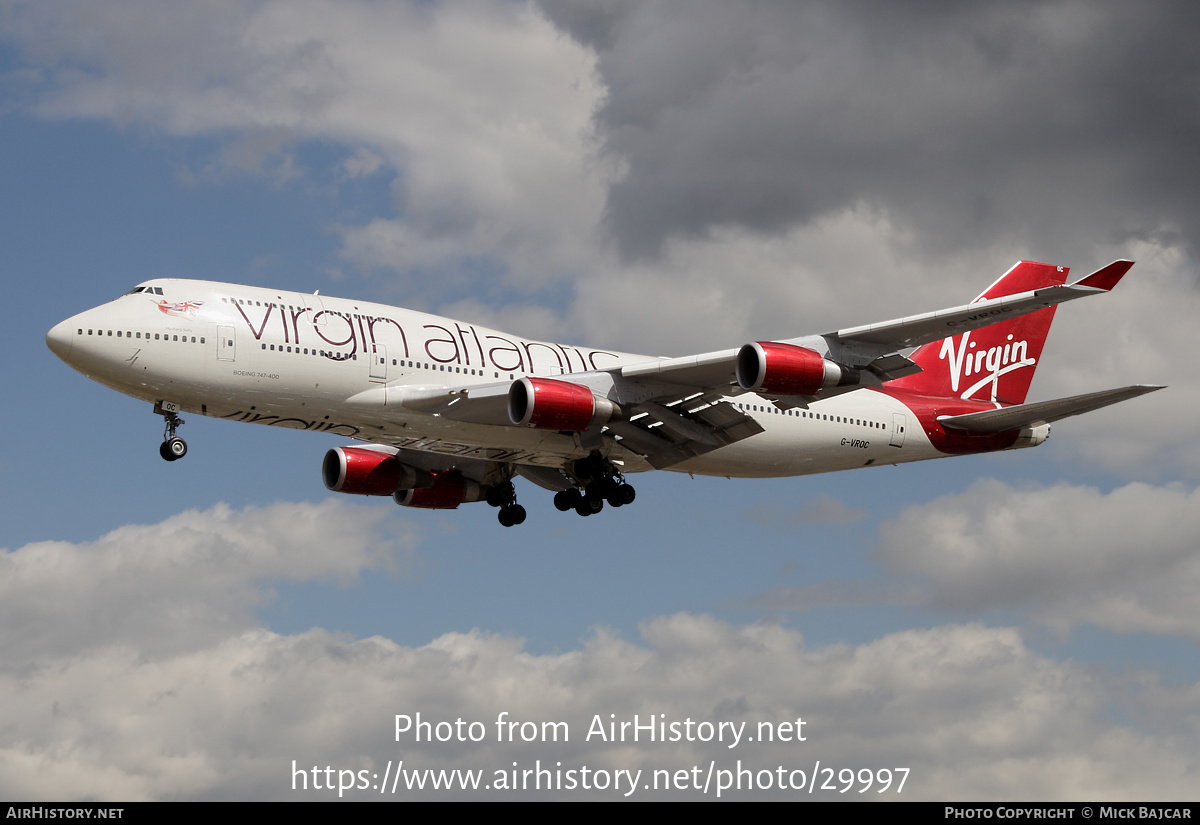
xmin=157 ymin=405 xmax=187 ymax=462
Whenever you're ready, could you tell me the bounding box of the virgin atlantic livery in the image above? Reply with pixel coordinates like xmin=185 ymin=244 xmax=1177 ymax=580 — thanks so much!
xmin=46 ymin=260 xmax=1162 ymax=526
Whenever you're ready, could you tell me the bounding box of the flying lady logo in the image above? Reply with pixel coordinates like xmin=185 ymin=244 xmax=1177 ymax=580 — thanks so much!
xmin=157 ymin=300 xmax=204 ymax=318
xmin=939 ymin=330 xmax=1035 ymax=403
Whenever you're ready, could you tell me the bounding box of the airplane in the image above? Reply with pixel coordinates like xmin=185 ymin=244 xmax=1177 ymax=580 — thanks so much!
xmin=46 ymin=259 xmax=1162 ymax=526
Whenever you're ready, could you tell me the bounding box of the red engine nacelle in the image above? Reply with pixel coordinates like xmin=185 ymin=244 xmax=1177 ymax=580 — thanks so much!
xmin=322 ymin=447 xmax=433 ymax=496
xmin=393 ymin=472 xmax=483 ymax=509
xmin=736 ymin=342 xmax=845 ymax=396
xmin=507 ymin=377 xmax=617 ymax=432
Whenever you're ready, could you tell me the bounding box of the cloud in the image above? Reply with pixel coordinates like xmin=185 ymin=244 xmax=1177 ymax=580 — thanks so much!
xmin=2 ymin=606 xmax=1197 ymax=800
xmin=0 ymin=500 xmax=418 ymax=661
xmin=3 ymin=502 xmax=1197 ymax=800
xmin=0 ymin=500 xmax=1195 ymax=801
xmin=877 ymin=479 xmax=1200 ymax=639
xmin=3 ymin=0 xmax=611 ymax=289
xmin=741 ymin=493 xmax=865 ymax=528
xmin=5 ymin=2 xmax=1199 ymax=804
xmin=543 ymin=1 xmax=1200 ymax=263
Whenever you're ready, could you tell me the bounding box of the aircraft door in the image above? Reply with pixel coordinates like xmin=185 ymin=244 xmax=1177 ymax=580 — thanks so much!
xmin=370 ymin=343 xmax=387 ymax=380
xmin=890 ymin=413 xmax=906 ymax=447
xmin=217 ymin=325 xmax=236 ymax=361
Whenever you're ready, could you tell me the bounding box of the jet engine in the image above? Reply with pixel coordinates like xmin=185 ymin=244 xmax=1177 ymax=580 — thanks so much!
xmin=322 ymin=447 xmax=434 ymax=496
xmin=507 ymin=377 xmax=618 ymax=432
xmin=736 ymin=342 xmax=848 ymax=396
xmin=393 ymin=472 xmax=484 ymax=509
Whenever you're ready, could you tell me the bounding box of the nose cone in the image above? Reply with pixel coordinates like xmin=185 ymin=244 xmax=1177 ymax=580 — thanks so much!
xmin=46 ymin=319 xmax=76 ymax=362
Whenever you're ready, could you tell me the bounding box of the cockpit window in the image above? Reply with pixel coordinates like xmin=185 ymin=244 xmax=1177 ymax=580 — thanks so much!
xmin=124 ymin=286 xmax=164 ymax=295
xmin=125 ymin=287 xmax=145 ymax=294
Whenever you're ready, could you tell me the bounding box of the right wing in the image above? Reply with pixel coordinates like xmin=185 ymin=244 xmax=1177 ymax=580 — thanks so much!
xmin=617 ymin=260 xmax=1134 ymax=392
xmin=598 ymin=261 xmax=1138 ymax=467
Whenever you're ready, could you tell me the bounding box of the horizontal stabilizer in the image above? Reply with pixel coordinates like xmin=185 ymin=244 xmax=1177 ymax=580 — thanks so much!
xmin=938 ymin=385 xmax=1164 ymax=433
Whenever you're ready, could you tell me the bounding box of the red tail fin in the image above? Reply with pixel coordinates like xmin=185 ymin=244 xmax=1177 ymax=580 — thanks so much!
xmin=888 ymin=261 xmax=1068 ymax=405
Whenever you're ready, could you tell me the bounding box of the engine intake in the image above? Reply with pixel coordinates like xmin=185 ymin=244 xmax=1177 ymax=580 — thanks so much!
xmin=736 ymin=342 xmax=847 ymax=396
xmin=507 ymin=377 xmax=617 ymax=432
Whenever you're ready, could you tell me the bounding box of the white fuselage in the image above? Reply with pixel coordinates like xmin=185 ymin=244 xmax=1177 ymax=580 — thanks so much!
xmin=47 ymin=279 xmax=965 ymax=480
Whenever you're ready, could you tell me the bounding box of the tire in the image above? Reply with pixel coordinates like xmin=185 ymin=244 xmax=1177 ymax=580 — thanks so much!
xmin=619 ymin=484 xmax=636 ymax=505
xmin=166 ymin=434 xmax=187 ymax=460
xmin=487 ymin=481 xmax=515 ymax=507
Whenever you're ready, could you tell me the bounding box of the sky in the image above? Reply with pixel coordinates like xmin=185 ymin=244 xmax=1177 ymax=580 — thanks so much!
xmin=2 ymin=0 xmax=1199 ymax=801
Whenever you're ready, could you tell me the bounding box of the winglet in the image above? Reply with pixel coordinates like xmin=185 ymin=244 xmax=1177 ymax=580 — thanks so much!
xmin=1075 ymin=260 xmax=1133 ymax=291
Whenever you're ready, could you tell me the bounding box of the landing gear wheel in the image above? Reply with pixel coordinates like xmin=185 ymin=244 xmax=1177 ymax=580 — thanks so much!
xmin=606 ymin=478 xmax=630 ymax=507
xmin=570 ymin=451 xmax=637 ymax=516
xmin=160 ymin=437 xmax=187 ymax=461
xmin=554 ymin=489 xmax=581 ymax=511
xmin=585 ymin=480 xmax=608 ymax=505
xmin=575 ymin=498 xmax=603 ymax=517
xmin=486 ymin=481 xmax=516 ymax=508
xmin=499 ymin=504 xmax=526 ymax=526
xmin=618 ymin=483 xmax=635 ymax=505
xmin=167 ymin=437 xmax=187 ymax=459
xmin=488 ymin=477 xmax=525 ymax=526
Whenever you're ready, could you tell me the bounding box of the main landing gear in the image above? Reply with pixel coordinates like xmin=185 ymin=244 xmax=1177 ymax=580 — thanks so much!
xmin=486 ymin=480 xmax=526 ymax=527
xmin=158 ymin=407 xmax=187 ymax=462
xmin=553 ymin=453 xmax=636 ymax=518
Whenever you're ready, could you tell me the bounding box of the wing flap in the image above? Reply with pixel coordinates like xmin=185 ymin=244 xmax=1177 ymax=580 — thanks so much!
xmin=938 ymin=385 xmax=1164 ymax=432
xmin=609 ymin=398 xmax=764 ymax=469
